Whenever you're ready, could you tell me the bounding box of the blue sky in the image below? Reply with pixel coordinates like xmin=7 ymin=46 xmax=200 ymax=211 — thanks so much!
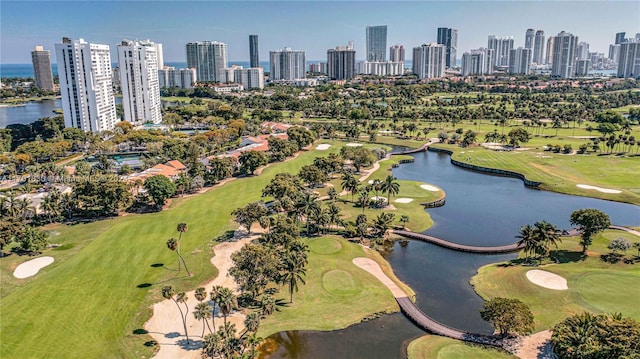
xmin=1 ymin=1 xmax=639 ymax=63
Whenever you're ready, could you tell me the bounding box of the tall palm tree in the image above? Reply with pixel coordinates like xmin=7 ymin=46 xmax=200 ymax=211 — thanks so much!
xmin=242 ymin=312 xmax=261 ymax=336
xmin=176 ymin=223 xmax=188 ymax=270
xmin=280 ymin=253 xmax=307 ymax=303
xmin=381 ymin=175 xmax=400 ymax=204
xmin=296 ymin=193 xmax=320 ymax=235
xmin=209 ymin=285 xmax=223 ymax=331
xmin=217 ymin=287 xmax=237 ymax=324
xmin=341 ymin=173 xmax=359 ymax=202
xmin=373 ymin=212 xmax=395 ymax=239
xmin=516 ymin=224 xmax=539 ymax=262
xmin=166 ymin=237 xmax=191 ymax=276
xmin=533 ymin=220 xmax=561 ymax=258
xmin=194 ymin=302 xmax=213 ymax=337
xmin=327 ymin=203 xmax=342 ymax=231
xmin=161 ymin=286 xmax=190 ymax=344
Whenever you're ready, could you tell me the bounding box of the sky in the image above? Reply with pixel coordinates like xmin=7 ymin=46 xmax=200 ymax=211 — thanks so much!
xmin=1 ymin=0 xmax=639 ymax=64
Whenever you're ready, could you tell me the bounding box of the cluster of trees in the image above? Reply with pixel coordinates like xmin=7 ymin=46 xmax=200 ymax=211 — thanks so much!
xmin=0 ymin=191 xmax=50 ymax=255
xmin=480 ymin=297 xmax=534 ymax=337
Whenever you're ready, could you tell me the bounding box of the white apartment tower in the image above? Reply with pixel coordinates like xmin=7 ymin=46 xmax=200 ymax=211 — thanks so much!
xmin=525 ymin=29 xmax=535 ymax=50
xmin=461 ymin=48 xmax=494 ymax=76
xmin=551 ymin=31 xmax=579 ymax=78
xmin=234 ymin=67 xmax=265 ymax=89
xmin=533 ymin=30 xmax=545 ymax=64
xmin=509 ymin=47 xmax=532 ymax=75
xmin=389 ymin=44 xmax=405 ymax=63
xmin=186 ymin=41 xmax=228 ymax=82
xmin=487 ymin=35 xmax=514 ymax=68
xmin=118 ymin=40 xmax=162 ymax=125
xmin=270 ymin=48 xmax=306 ymax=81
xmin=55 ymin=37 xmax=117 ymax=133
xmin=158 ymin=67 xmax=197 ymax=88
xmin=412 ymin=43 xmax=446 ymax=79
xmin=618 ymin=40 xmax=640 ymax=78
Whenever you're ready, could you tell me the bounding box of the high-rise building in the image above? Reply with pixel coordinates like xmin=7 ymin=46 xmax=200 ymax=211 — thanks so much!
xmin=356 ymin=61 xmax=404 ymax=76
xmin=437 ymin=27 xmax=458 ymax=68
xmin=487 ymin=35 xmax=514 ymax=67
xmin=615 ymin=32 xmax=626 ymax=44
xmin=617 ymin=40 xmax=640 ymax=78
xmin=576 ymin=59 xmax=591 ymax=76
xmin=609 ymin=44 xmax=621 ymax=62
xmin=551 ymin=31 xmax=579 ymax=78
xmin=249 ymin=35 xmax=259 ymax=68
xmin=155 ymin=43 xmax=164 ymax=70
xmin=525 ymin=29 xmax=535 ymax=49
xmin=118 ymin=39 xmax=162 ymax=125
xmin=270 ymin=48 xmax=306 ymax=81
xmin=508 ymin=47 xmax=532 ymax=75
xmin=545 ymin=37 xmax=556 ymax=65
xmin=186 ymin=41 xmax=228 ymax=82
xmin=461 ymin=48 xmax=494 ymax=76
xmin=308 ymin=62 xmax=328 ymax=74
xmin=366 ymin=25 xmax=387 ymax=62
xmin=533 ymin=30 xmax=545 ymax=64
xmin=55 ymin=37 xmax=116 ymax=132
xmin=577 ymin=42 xmax=590 ymax=60
xmin=158 ymin=67 xmax=197 ymax=88
xmin=412 ymin=43 xmax=446 ymax=79
xmin=636 ymin=33 xmax=640 ymax=41
xmin=234 ymin=67 xmax=264 ymax=90
xmin=389 ymin=44 xmax=405 ymax=62
xmin=327 ymin=44 xmax=356 ymax=80
xmin=31 ymin=46 xmax=54 ymax=91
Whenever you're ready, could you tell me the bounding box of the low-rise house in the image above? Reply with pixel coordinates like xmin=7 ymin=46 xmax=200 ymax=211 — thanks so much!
xmin=124 ymin=160 xmax=187 ymax=183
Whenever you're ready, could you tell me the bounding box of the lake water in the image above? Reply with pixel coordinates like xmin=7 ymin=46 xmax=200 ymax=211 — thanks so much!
xmin=261 ymin=149 xmax=640 ymax=357
xmin=0 ymin=97 xmax=117 ymax=128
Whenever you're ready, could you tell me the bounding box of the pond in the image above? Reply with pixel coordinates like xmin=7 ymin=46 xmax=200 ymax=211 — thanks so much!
xmin=261 ymin=148 xmax=640 ymax=358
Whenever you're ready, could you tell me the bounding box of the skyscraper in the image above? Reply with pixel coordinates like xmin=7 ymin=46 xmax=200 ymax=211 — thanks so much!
xmin=155 ymin=43 xmax=164 ymax=70
xmin=551 ymin=31 xmax=579 ymax=78
xmin=270 ymin=48 xmax=306 ymax=81
xmin=545 ymin=37 xmax=555 ymax=65
xmin=233 ymin=67 xmax=265 ymax=89
xmin=186 ymin=41 xmax=228 ymax=82
xmin=412 ymin=43 xmax=446 ymax=79
xmin=525 ymin=28 xmax=535 ymax=50
xmin=617 ymin=40 xmax=640 ymax=78
xmin=487 ymin=35 xmax=514 ymax=67
xmin=31 ymin=46 xmax=54 ymax=91
xmin=389 ymin=44 xmax=405 ymax=62
xmin=461 ymin=48 xmax=493 ymax=76
xmin=533 ymin=30 xmax=545 ymax=64
xmin=508 ymin=47 xmax=532 ymax=75
xmin=615 ymin=32 xmax=626 ymax=44
xmin=249 ymin=35 xmax=259 ymax=68
xmin=118 ymin=39 xmax=162 ymax=125
xmin=55 ymin=37 xmax=117 ymax=132
xmin=437 ymin=27 xmax=458 ymax=68
xmin=327 ymin=44 xmax=356 ymax=80
xmin=366 ymin=25 xmax=387 ymax=62
xmin=577 ymin=42 xmax=590 ymax=60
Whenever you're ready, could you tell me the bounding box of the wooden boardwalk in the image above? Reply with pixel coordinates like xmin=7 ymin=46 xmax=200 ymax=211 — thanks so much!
xmin=392 ymin=230 xmax=524 ymax=254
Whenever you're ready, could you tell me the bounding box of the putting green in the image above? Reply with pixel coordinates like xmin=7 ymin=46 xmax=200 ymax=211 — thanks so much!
xmin=309 ymin=237 xmax=343 ymax=255
xmin=576 ymin=273 xmax=640 ymax=318
xmin=322 ymin=270 xmax=361 ymax=296
xmin=407 ymin=335 xmax=516 ymax=359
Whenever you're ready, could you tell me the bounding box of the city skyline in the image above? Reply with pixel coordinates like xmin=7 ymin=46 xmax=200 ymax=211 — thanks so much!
xmin=1 ymin=1 xmax=639 ymax=65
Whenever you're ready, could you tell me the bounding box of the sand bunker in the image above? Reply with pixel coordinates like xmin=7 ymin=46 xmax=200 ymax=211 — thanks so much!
xmin=346 ymin=143 xmax=363 ymax=147
xmin=394 ymin=198 xmax=413 ymax=203
xmin=316 ymin=144 xmax=331 ymax=150
xmin=576 ymin=184 xmax=621 ymax=194
xmin=370 ymin=196 xmax=387 ymax=203
xmin=13 ymin=256 xmax=54 ymax=278
xmin=526 ymin=270 xmax=568 ymax=290
xmin=420 ymin=184 xmax=440 ymax=191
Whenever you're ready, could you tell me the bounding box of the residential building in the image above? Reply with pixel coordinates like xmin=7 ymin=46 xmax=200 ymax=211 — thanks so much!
xmin=551 ymin=31 xmax=579 ymax=78
xmin=618 ymin=40 xmax=640 ymax=78
xmin=615 ymin=32 xmax=626 ymax=44
xmin=55 ymin=37 xmax=117 ymax=132
xmin=366 ymin=25 xmax=387 ymax=62
xmin=546 ymin=37 xmax=556 ymax=65
xmin=589 ymin=52 xmax=607 ymax=70
xmin=487 ymin=35 xmax=514 ymax=67
xmin=233 ymin=67 xmax=265 ymax=89
xmin=509 ymin=47 xmax=532 ymax=74
xmin=270 ymin=47 xmax=306 ymax=81
xmin=437 ymin=27 xmax=458 ymax=68
xmin=609 ymin=44 xmax=621 ymax=62
xmin=118 ymin=39 xmax=162 ymax=125
xmin=155 ymin=43 xmax=164 ymax=70
xmin=327 ymin=44 xmax=356 ymax=80
xmin=211 ymin=83 xmax=244 ymax=93
xmin=525 ymin=28 xmax=535 ymax=50
xmin=576 ymin=59 xmax=591 ymax=76
xmin=186 ymin=41 xmax=228 ymax=82
xmin=31 ymin=46 xmax=54 ymax=91
xmin=249 ymin=35 xmax=259 ymax=68
xmin=309 ymin=62 xmax=327 ymax=74
xmin=533 ymin=30 xmax=545 ymax=64
xmin=461 ymin=48 xmax=494 ymax=76
xmin=577 ymin=42 xmax=590 ymax=60
xmin=158 ymin=67 xmax=197 ymax=88
xmin=389 ymin=44 xmax=405 ymax=62
xmin=412 ymin=43 xmax=446 ymax=79
xmin=357 ymin=61 xmax=405 ymax=76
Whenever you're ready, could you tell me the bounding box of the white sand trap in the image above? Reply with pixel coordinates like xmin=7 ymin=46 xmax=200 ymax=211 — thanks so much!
xmin=346 ymin=143 xmax=363 ymax=147
xmin=526 ymin=270 xmax=568 ymax=290
xmin=394 ymin=198 xmax=414 ymax=203
xmin=13 ymin=256 xmax=54 ymax=278
xmin=316 ymin=144 xmax=331 ymax=150
xmin=420 ymin=184 xmax=440 ymax=191
xmin=576 ymin=184 xmax=621 ymax=194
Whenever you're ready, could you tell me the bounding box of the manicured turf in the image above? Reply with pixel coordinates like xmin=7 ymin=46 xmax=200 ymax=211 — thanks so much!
xmin=471 ymin=230 xmax=640 ymax=332
xmin=407 ymin=335 xmax=516 ymax=359
xmin=257 ymin=236 xmax=414 ymax=337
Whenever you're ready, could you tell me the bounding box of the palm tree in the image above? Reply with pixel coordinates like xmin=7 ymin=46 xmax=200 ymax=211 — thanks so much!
xmin=296 ymin=193 xmax=320 ymax=235
xmin=194 ymin=302 xmax=213 ymax=337
xmin=373 ymin=212 xmax=395 ymax=238
xmin=176 ymin=222 xmax=188 ymax=270
xmin=166 ymin=237 xmax=191 ymax=276
xmin=400 ymin=215 xmax=410 ymax=229
xmin=242 ymin=312 xmax=261 ymax=336
xmin=261 ymin=294 xmax=276 ymax=317
xmin=327 ymin=203 xmax=342 ymax=231
xmin=341 ymin=173 xmax=359 ymax=202
xmin=533 ymin=220 xmax=561 ymax=258
xmin=161 ymin=286 xmax=190 ymax=344
xmin=516 ymin=224 xmax=539 ymax=262
xmin=217 ymin=287 xmax=237 ymax=325
xmin=209 ymin=285 xmax=223 ymax=331
xmin=280 ymin=253 xmax=307 ymax=303
xmin=381 ymin=175 xmax=400 ymax=204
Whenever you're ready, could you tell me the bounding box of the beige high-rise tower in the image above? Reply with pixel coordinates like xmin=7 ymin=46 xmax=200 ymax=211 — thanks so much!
xmin=31 ymin=46 xmax=54 ymax=91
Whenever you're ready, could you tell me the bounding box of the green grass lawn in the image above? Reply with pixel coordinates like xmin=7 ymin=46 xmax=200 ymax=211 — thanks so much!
xmin=407 ymin=335 xmax=516 ymax=359
xmin=0 ymin=144 xmax=373 ymax=359
xmin=471 ymin=230 xmax=640 ymax=332
xmin=257 ymin=236 xmax=413 ymax=337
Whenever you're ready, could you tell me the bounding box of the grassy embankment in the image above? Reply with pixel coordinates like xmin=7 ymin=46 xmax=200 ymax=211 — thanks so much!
xmin=407 ymin=335 xmax=516 ymax=359
xmin=0 ymin=140 xmax=426 ymax=358
xmin=471 ymin=230 xmax=640 ymax=332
